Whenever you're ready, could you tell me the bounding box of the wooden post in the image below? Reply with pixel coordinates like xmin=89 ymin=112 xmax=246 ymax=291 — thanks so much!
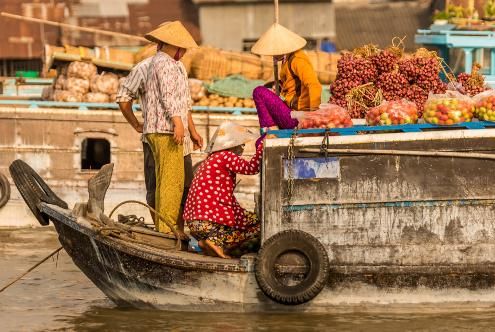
xmin=274 ymin=0 xmax=279 ymax=23
xmin=467 ymin=0 xmax=474 ymax=18
xmin=274 ymin=57 xmax=280 ymax=95
xmin=273 ymin=0 xmax=280 ymax=95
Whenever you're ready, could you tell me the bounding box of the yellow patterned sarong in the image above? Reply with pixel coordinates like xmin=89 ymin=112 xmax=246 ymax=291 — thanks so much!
xmin=146 ymin=133 xmax=184 ymax=233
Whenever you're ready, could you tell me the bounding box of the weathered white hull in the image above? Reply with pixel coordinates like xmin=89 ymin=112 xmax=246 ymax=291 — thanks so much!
xmin=0 ymin=105 xmax=259 ymax=227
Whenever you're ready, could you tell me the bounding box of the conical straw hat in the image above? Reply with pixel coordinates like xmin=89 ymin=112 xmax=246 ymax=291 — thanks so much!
xmin=145 ymin=21 xmax=198 ymax=49
xmin=206 ymin=121 xmax=259 ymax=153
xmin=251 ymin=23 xmax=307 ymax=56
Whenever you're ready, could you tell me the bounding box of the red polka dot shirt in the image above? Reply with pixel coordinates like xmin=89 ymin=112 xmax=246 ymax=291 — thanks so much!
xmin=184 ymin=143 xmax=263 ymax=229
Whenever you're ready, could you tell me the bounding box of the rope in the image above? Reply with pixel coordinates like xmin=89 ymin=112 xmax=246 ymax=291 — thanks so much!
xmin=390 ymin=36 xmax=406 ymax=57
xmin=108 ymin=200 xmax=189 ymax=241
xmin=345 ymin=83 xmax=382 ymax=114
xmin=0 ymin=246 xmax=63 ymax=293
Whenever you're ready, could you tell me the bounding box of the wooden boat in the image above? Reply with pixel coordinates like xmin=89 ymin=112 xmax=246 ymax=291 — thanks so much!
xmin=9 ymin=122 xmax=495 ymax=311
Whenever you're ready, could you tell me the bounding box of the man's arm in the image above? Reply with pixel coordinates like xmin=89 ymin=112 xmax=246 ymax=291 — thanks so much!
xmin=118 ymin=101 xmax=143 ymax=133
xmin=116 ymin=66 xmax=144 ymax=133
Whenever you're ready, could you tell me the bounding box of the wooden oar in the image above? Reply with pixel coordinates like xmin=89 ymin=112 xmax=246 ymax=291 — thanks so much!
xmin=1 ymin=12 xmax=147 ymax=42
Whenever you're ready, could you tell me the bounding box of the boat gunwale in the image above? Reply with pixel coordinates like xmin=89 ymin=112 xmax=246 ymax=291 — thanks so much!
xmin=266 ymin=128 xmax=495 ymax=148
xmin=40 ymin=203 xmax=248 ymax=273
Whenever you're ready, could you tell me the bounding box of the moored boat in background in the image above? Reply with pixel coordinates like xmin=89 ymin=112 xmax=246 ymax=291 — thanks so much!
xmin=0 ymin=100 xmax=259 ymax=227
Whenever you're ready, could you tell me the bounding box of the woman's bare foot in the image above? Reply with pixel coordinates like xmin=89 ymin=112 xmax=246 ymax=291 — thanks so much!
xmin=198 ymin=240 xmax=216 ymax=257
xmin=204 ymin=240 xmax=231 ymax=259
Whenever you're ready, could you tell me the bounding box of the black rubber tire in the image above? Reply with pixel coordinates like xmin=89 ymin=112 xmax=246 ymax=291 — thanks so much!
xmin=0 ymin=172 xmax=10 ymax=208
xmin=255 ymin=230 xmax=330 ymax=305
xmin=9 ymin=160 xmax=68 ymax=226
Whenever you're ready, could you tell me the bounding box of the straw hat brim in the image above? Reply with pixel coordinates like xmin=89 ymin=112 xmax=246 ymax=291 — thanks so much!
xmin=145 ymin=21 xmax=198 ymax=49
xmin=251 ymin=23 xmax=307 ymax=56
xmin=206 ymin=121 xmax=259 ymax=153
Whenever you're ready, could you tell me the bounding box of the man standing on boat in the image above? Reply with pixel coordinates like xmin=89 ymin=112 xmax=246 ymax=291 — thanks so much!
xmin=116 ymin=21 xmax=203 ymax=234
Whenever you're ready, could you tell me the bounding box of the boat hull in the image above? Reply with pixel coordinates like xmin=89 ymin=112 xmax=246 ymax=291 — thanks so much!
xmin=43 ymin=204 xmax=495 ymax=312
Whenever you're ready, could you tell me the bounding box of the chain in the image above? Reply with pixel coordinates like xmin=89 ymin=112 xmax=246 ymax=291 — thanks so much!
xmin=321 ymin=129 xmax=330 ymax=158
xmin=287 ymin=128 xmax=298 ymax=205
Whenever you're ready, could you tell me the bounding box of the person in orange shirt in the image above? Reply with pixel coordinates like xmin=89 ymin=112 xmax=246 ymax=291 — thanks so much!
xmin=251 ymin=23 xmax=322 ymax=131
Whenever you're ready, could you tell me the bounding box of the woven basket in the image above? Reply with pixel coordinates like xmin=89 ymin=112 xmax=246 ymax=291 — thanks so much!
xmin=64 ymin=45 xmax=94 ymax=59
xmin=94 ymin=47 xmax=134 ymax=64
xmin=191 ymin=47 xmax=229 ymax=81
xmin=132 ymin=45 xmax=196 ymax=75
xmin=259 ymin=55 xmax=275 ymax=81
xmin=305 ymin=51 xmax=340 ymax=84
xmin=45 ymin=45 xmax=65 ymax=57
xmin=222 ymin=51 xmax=262 ymax=80
xmin=180 ymin=48 xmax=200 ymax=75
xmin=134 ymin=44 xmax=156 ymax=64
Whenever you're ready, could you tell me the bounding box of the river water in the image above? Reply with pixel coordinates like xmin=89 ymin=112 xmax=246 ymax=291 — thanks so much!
xmin=2 ymin=227 xmax=495 ymax=332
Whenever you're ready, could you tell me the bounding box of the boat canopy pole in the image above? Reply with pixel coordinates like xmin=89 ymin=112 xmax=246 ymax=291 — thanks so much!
xmin=0 ymin=12 xmax=148 ymax=42
xmin=273 ymin=0 xmax=281 ymax=95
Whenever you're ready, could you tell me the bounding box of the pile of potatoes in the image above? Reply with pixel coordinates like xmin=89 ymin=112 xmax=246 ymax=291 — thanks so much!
xmin=194 ymin=94 xmax=255 ymax=108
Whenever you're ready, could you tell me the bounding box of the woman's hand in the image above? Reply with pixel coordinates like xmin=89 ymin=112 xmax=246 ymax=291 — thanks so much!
xmin=191 ymin=131 xmax=203 ymax=150
xmin=172 ymin=117 xmax=184 ymax=145
xmin=134 ymin=122 xmax=144 ymax=133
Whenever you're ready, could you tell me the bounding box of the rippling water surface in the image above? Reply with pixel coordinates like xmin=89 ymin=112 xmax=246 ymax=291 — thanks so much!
xmin=2 ymin=227 xmax=495 ymax=332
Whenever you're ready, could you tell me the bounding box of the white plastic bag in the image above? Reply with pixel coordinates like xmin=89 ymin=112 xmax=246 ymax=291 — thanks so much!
xmin=83 ymin=92 xmax=110 ymax=103
xmin=90 ymin=72 xmax=119 ymax=95
xmin=423 ymin=91 xmax=474 ymax=125
xmin=53 ymin=90 xmax=83 ymax=102
xmin=366 ymin=99 xmax=419 ymax=126
xmin=67 ymin=61 xmax=97 ymax=80
xmin=65 ymin=77 xmax=90 ymax=95
xmin=294 ymin=104 xmax=353 ymax=129
xmin=473 ymin=89 xmax=495 ymax=121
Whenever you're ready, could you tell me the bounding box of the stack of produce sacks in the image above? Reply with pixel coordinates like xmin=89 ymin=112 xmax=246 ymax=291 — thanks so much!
xmin=87 ymin=72 xmax=119 ymax=102
xmin=53 ymin=61 xmax=95 ymax=102
xmin=52 ymin=61 xmax=119 ymax=103
xmin=189 ymin=79 xmax=206 ymax=102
